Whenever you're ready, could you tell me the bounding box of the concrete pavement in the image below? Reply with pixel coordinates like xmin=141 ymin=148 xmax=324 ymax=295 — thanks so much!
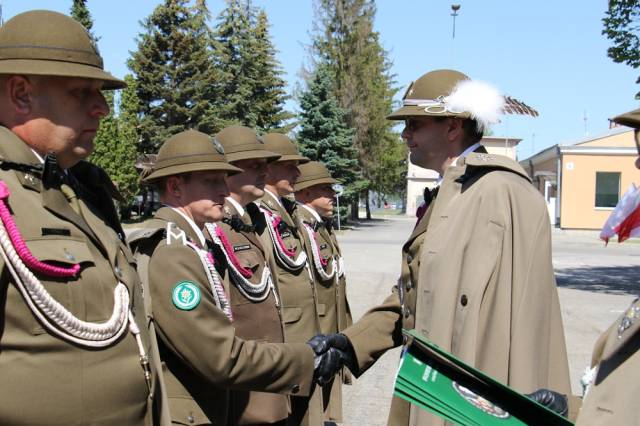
xmin=338 ymin=216 xmax=638 ymax=425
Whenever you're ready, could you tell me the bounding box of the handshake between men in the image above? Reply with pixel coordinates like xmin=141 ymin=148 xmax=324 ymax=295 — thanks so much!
xmin=307 ymin=333 xmax=356 ymax=385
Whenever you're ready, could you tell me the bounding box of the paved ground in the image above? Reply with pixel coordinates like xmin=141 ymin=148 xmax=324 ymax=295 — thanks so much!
xmin=337 ymin=216 xmax=639 ymax=426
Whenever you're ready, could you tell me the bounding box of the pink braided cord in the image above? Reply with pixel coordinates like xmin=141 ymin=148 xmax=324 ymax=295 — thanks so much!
xmin=0 ymin=181 xmax=80 ymax=278
xmin=271 ymin=215 xmax=296 ymax=258
xmin=215 ymin=226 xmax=252 ymax=278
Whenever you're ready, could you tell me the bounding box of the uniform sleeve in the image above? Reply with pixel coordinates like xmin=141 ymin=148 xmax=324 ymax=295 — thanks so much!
xmin=341 ymin=289 xmax=403 ymax=376
xmin=147 ymin=242 xmax=315 ymax=396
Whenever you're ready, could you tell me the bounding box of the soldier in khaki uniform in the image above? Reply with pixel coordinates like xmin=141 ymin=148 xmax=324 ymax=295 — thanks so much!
xmin=574 ymin=107 xmax=640 ymax=425
xmin=315 ymin=69 xmax=572 ymax=425
xmin=294 ymin=161 xmax=353 ymax=423
xmin=203 ymin=125 xmax=289 ymax=425
xmin=0 ymin=10 xmax=167 ymax=425
xmin=131 ymin=130 xmax=342 ymax=426
xmin=255 ymin=133 xmax=324 ymax=425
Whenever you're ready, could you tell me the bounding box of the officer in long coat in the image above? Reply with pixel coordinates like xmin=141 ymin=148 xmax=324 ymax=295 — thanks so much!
xmin=317 ymin=69 xmax=572 ymax=425
xmin=574 ymin=107 xmax=640 ymax=425
xmin=294 ymin=161 xmax=353 ymax=423
xmin=255 ymin=133 xmax=324 ymax=425
xmin=0 ymin=10 xmax=167 ymax=425
xmin=204 ymin=125 xmax=290 ymax=425
xmin=130 ymin=130 xmax=342 ymax=425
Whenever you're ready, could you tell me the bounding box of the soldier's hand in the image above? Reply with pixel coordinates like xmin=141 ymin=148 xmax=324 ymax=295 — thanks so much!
xmin=312 ymin=347 xmax=343 ymax=385
xmin=307 ymin=333 xmax=356 ymax=373
xmin=525 ymin=389 xmax=568 ymax=417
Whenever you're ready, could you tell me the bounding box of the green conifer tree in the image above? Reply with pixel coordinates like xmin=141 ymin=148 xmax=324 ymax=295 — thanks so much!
xmin=128 ymin=0 xmax=222 ymax=152
xmin=297 ymin=65 xmax=361 ymax=218
xmin=311 ymin=0 xmax=400 ymax=219
xmin=213 ymin=1 xmax=291 ymax=131
xmin=70 ymin=0 xmax=99 ymax=42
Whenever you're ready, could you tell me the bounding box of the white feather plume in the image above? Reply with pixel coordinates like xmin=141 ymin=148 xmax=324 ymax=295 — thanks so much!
xmin=444 ymin=80 xmax=505 ymax=132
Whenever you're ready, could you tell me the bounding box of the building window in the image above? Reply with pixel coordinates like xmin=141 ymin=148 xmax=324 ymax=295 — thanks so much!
xmin=595 ymin=172 xmax=621 ymax=208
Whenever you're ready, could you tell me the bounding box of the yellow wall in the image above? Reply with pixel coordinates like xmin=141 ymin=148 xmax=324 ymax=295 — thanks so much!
xmin=579 ymin=130 xmax=635 ymax=147
xmin=560 ymin=153 xmax=640 ymax=229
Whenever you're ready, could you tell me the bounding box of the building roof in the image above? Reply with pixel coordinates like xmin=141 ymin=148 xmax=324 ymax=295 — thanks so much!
xmin=520 ymin=126 xmax=636 ymax=166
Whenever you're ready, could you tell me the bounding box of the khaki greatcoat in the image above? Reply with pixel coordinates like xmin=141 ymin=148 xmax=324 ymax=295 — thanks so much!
xmin=0 ymin=127 xmax=165 ymax=425
xmin=132 ymin=207 xmax=314 ymax=426
xmin=576 ymin=297 xmax=640 ymax=425
xmin=252 ymin=193 xmax=324 ymax=426
xmin=206 ymin=200 xmax=290 ymax=425
xmin=342 ymin=152 xmax=572 ymax=426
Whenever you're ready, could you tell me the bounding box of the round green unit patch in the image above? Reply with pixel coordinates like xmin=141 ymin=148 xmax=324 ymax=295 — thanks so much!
xmin=172 ymin=281 xmax=201 ymax=310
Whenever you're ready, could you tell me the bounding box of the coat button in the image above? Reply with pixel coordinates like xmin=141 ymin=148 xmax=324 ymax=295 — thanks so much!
xmin=291 ymin=384 xmax=300 ymax=394
xmin=114 ymin=266 xmax=123 ymax=279
xmin=187 ymin=414 xmax=195 ymax=424
xmin=460 ymin=294 xmax=468 ymax=306
xmin=407 ymin=254 xmax=413 ymax=263
xmin=405 ymin=280 xmax=413 ymax=291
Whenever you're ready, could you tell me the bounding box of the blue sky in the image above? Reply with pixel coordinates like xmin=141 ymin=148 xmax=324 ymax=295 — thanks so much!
xmin=5 ymin=1 xmax=639 ymax=159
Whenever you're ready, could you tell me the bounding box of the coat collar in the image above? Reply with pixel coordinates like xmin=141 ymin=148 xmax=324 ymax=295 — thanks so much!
xmin=0 ymin=126 xmax=45 ymax=192
xmin=154 ymin=207 xmax=206 ymax=248
xmin=259 ymin=192 xmax=296 ymax=228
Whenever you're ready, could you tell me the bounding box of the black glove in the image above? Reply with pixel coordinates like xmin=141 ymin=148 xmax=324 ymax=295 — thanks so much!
xmin=525 ymin=389 xmax=568 ymax=417
xmin=313 ymin=347 xmax=343 ymax=385
xmin=307 ymin=333 xmax=357 ymax=373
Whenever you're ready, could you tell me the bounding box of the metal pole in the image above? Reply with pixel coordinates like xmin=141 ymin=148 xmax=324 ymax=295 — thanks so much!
xmin=451 ymin=4 xmax=460 ymax=39
xmin=336 ymin=195 xmax=341 ymax=231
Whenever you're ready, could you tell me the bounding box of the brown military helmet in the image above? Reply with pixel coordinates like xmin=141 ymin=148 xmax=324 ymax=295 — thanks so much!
xmin=262 ymin=133 xmax=310 ymax=163
xmin=143 ymin=130 xmax=242 ymax=182
xmin=388 ymin=69 xmax=471 ymax=120
xmin=294 ymin=161 xmax=337 ymax=192
xmin=612 ymin=108 xmax=640 ymax=129
xmin=215 ymin=125 xmax=281 ymax=163
xmin=0 ymin=10 xmax=124 ymax=89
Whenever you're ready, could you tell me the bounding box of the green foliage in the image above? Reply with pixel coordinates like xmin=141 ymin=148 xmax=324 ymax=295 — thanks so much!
xmin=89 ymin=88 xmax=140 ymax=206
xmin=70 ymin=0 xmax=99 ymax=42
xmin=603 ymin=0 xmax=640 ymax=98
xmin=213 ymin=0 xmax=292 ymax=131
xmin=297 ymin=65 xmax=362 ymax=218
xmin=128 ymin=0 xmax=222 ymax=152
xmin=311 ymin=0 xmax=401 ymax=218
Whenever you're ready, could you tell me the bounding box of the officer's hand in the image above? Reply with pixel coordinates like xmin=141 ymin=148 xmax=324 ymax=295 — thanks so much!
xmin=313 ymin=347 xmax=343 ymax=385
xmin=307 ymin=333 xmax=356 ymax=373
xmin=525 ymin=389 xmax=568 ymax=417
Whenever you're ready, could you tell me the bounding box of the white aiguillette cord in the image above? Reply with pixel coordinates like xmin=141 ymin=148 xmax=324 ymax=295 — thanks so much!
xmin=0 ymin=211 xmax=152 ymax=390
xmin=301 ymin=221 xmax=337 ymax=282
xmin=205 ymin=222 xmax=277 ymax=304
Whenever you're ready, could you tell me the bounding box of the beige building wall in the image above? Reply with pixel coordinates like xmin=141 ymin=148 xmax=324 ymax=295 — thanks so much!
xmin=579 ymin=131 xmax=635 ymax=148
xmin=560 ymin=153 xmax=639 ymax=229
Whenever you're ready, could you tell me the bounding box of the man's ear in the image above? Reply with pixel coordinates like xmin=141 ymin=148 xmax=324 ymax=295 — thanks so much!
xmin=6 ymin=76 xmax=34 ymax=115
xmin=166 ymin=176 xmax=183 ymax=198
xmin=446 ymin=117 xmax=464 ymax=143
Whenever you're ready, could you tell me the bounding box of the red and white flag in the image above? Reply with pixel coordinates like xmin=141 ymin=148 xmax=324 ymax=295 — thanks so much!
xmin=600 ymin=183 xmax=640 ymax=243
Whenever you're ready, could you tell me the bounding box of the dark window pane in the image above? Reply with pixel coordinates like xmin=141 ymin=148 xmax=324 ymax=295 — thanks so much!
xmin=595 ymin=172 xmax=620 ymax=208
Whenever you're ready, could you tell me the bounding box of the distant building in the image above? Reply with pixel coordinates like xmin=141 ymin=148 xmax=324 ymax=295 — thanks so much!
xmin=405 ymin=136 xmax=521 ymax=216
xmin=520 ymin=127 xmax=639 ymax=229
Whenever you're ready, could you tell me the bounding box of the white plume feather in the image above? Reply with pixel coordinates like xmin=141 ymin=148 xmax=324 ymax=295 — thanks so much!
xmin=444 ymin=80 xmax=505 ymax=132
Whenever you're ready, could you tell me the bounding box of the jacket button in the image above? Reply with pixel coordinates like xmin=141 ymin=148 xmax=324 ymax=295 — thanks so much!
xmin=291 ymin=384 xmax=300 ymax=394
xmin=403 ymin=306 xmax=411 ymax=318
xmin=114 ymin=266 xmax=123 ymax=279
xmin=460 ymin=295 xmax=468 ymax=306
xmin=407 ymin=254 xmax=413 ymax=263
xmin=406 ymin=280 xmax=413 ymax=291
xmin=187 ymin=414 xmax=195 ymax=424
